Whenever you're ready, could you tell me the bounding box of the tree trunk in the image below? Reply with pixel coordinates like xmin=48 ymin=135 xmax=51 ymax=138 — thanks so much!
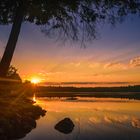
xmin=0 ymin=6 xmax=24 ymax=77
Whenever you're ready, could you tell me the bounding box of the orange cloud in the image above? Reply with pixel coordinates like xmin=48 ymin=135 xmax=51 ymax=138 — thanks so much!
xmin=104 ymin=62 xmax=127 ymax=70
xmin=130 ymin=56 xmax=140 ymax=67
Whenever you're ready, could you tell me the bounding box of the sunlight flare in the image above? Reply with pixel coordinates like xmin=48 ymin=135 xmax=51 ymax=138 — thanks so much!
xmin=31 ymin=77 xmax=41 ymax=84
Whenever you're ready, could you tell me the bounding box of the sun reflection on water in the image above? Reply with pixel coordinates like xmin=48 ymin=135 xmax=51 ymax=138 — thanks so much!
xmin=33 ymin=94 xmax=36 ymax=102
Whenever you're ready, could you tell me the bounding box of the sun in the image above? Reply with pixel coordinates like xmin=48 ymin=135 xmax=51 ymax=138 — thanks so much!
xmin=31 ymin=78 xmax=41 ymax=84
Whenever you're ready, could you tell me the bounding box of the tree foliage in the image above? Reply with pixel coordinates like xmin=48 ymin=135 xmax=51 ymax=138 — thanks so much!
xmin=0 ymin=0 xmax=140 ymax=41
xmin=7 ymin=65 xmax=21 ymax=81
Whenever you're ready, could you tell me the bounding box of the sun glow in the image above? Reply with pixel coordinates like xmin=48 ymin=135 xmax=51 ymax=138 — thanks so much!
xmin=31 ymin=77 xmax=41 ymax=84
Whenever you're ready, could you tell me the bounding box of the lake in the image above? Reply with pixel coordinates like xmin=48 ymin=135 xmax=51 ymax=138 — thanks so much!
xmin=21 ymin=97 xmax=140 ymax=140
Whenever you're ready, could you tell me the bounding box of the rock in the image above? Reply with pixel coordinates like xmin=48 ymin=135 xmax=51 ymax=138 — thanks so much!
xmin=55 ymin=118 xmax=74 ymax=134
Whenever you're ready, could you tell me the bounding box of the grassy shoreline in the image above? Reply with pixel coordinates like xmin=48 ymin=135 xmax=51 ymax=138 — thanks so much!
xmin=0 ymin=96 xmax=46 ymax=140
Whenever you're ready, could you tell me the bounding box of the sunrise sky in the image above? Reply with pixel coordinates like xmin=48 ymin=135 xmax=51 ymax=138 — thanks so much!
xmin=0 ymin=14 xmax=140 ymax=83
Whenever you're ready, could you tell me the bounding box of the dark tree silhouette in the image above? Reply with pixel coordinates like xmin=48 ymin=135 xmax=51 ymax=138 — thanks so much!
xmin=0 ymin=0 xmax=140 ymax=77
xmin=7 ymin=65 xmax=22 ymax=81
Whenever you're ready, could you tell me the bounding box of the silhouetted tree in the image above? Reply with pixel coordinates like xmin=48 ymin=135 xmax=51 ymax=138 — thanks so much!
xmin=7 ymin=65 xmax=22 ymax=81
xmin=0 ymin=0 xmax=140 ymax=77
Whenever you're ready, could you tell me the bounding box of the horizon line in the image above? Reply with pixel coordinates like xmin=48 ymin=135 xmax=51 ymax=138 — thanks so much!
xmin=40 ymin=81 xmax=140 ymax=84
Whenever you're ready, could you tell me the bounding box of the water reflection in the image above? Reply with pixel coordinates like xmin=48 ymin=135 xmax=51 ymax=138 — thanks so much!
xmin=132 ymin=118 xmax=140 ymax=129
xmin=21 ymin=97 xmax=140 ymax=140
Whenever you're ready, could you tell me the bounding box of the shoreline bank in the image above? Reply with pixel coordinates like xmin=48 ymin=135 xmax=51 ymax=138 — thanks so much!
xmin=0 ymin=97 xmax=46 ymax=140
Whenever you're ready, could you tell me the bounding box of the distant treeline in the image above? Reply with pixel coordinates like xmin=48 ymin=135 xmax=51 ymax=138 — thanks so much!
xmin=35 ymin=85 xmax=140 ymax=99
xmin=37 ymin=85 xmax=140 ymax=92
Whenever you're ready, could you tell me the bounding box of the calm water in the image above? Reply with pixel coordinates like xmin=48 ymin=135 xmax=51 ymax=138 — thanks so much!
xmin=21 ymin=97 xmax=140 ymax=140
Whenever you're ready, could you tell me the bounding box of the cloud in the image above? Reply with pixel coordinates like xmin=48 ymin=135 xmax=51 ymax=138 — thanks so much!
xmin=89 ymin=63 xmax=101 ymax=68
xmin=92 ymin=73 xmax=111 ymax=77
xmin=130 ymin=56 xmax=140 ymax=67
xmin=104 ymin=62 xmax=127 ymax=70
xmin=69 ymin=62 xmax=81 ymax=67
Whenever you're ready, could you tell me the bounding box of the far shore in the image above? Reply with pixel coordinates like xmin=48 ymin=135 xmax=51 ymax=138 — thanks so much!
xmin=34 ymin=85 xmax=140 ymax=100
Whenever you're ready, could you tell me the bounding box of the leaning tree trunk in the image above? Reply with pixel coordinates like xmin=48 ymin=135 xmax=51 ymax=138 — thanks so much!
xmin=0 ymin=7 xmax=24 ymax=77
